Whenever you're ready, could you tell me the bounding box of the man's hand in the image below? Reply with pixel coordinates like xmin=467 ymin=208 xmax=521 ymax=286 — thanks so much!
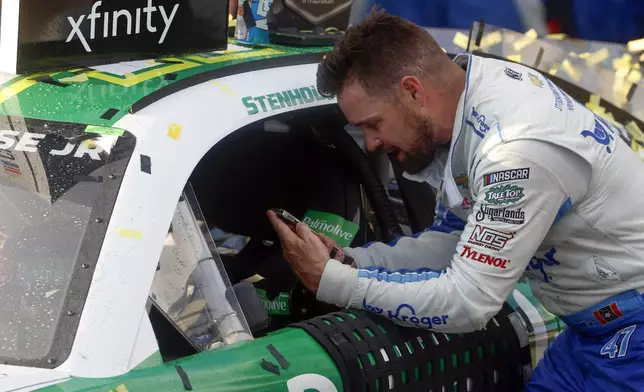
xmin=267 ymin=210 xmax=330 ymax=294
xmin=315 ymin=233 xmax=346 ymax=263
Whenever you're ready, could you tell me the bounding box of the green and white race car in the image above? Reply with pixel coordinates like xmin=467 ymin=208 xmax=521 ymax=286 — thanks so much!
xmin=0 ymin=1 xmax=642 ymax=391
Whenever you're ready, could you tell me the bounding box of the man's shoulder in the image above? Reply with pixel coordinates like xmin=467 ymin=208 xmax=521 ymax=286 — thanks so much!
xmin=465 ymin=56 xmax=595 ymax=147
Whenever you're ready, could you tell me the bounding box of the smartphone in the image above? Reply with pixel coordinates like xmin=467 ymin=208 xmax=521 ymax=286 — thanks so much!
xmin=272 ymin=208 xmax=301 ymax=227
xmin=271 ymin=208 xmax=354 ymax=265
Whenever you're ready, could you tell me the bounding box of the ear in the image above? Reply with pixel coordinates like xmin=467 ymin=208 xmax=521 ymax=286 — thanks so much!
xmin=400 ymin=75 xmax=426 ymax=105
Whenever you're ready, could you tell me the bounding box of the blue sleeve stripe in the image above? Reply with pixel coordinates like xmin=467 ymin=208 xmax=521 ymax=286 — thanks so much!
xmin=435 ymin=202 xmax=466 ymax=232
xmin=358 ymin=265 xmax=445 ymax=283
xmin=554 ymin=197 xmax=573 ymax=224
xmin=424 ymin=223 xmax=457 ymax=234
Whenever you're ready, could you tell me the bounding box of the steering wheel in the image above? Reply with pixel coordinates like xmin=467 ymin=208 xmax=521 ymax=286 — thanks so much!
xmin=285 ymin=112 xmax=404 ymax=322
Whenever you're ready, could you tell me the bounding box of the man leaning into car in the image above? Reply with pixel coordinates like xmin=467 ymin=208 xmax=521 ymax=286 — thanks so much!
xmin=267 ymin=8 xmax=644 ymax=391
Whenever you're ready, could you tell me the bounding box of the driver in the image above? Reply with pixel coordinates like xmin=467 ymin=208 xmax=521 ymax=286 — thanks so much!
xmin=266 ymin=8 xmax=644 ymax=392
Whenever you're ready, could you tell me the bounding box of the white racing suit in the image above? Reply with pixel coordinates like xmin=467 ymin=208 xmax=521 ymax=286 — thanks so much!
xmin=316 ymin=53 xmax=644 ymax=390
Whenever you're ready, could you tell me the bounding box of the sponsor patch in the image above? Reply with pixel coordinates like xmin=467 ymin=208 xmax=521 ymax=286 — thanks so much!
xmin=525 ymin=248 xmax=560 ymax=283
xmin=593 ymin=303 xmax=624 ymax=325
xmin=529 ymin=73 xmax=543 ymax=88
xmin=468 ymin=225 xmax=514 ymax=251
xmin=303 ymin=210 xmax=359 ymax=247
xmin=466 ymin=107 xmax=491 ymax=138
xmin=460 ymin=245 xmax=511 ymax=269
xmin=546 ymin=77 xmax=564 ymax=112
xmin=363 ymin=300 xmax=448 ymax=329
xmin=1 ymin=160 xmax=21 ymax=176
xmin=256 ymin=289 xmax=290 ymax=316
xmin=483 ymin=168 xmax=530 ymax=185
xmin=484 ymin=184 xmax=525 ymax=205
xmin=476 ymin=205 xmax=525 ymax=224
xmin=67 ymin=0 xmax=181 ymax=53
xmin=581 ymin=115 xmax=616 ymax=154
xmin=505 ymin=67 xmax=523 ymax=81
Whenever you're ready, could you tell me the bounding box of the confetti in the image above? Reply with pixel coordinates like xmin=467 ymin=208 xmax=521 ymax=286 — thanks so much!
xmin=561 ymin=59 xmax=582 ymax=82
xmin=243 ymin=274 xmax=265 ymax=284
xmin=589 ymin=94 xmax=601 ymax=107
xmin=83 ymin=140 xmax=98 ymax=150
xmin=86 ymin=125 xmax=124 ymax=136
xmin=626 ymin=121 xmax=644 ymax=143
xmin=627 ymin=69 xmax=642 ymax=84
xmin=548 ymin=63 xmax=560 ymax=76
xmin=116 ymin=228 xmax=143 ymax=240
xmin=211 ymin=80 xmax=236 ymax=97
xmin=452 ymin=32 xmax=470 ymax=49
xmin=513 ymin=29 xmax=538 ymax=52
xmin=506 ymin=54 xmax=522 ymax=63
xmin=546 ymin=33 xmax=567 ymax=40
xmin=613 ymin=54 xmax=633 ymax=71
xmin=627 ymin=38 xmax=644 ymax=53
xmin=585 ymin=95 xmax=610 ymax=121
xmin=45 ymin=289 xmax=59 ymax=298
xmin=612 ymin=66 xmax=632 ymax=106
xmin=167 ymin=123 xmax=182 ymax=140
xmin=479 ymin=31 xmax=502 ymax=49
xmin=586 ymin=48 xmax=609 ymax=67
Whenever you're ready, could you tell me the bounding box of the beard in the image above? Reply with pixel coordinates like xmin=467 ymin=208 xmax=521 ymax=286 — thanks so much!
xmin=399 ymin=115 xmax=438 ymax=175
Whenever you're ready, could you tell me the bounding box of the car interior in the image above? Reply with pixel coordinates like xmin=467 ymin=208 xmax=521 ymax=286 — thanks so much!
xmin=145 ymin=104 xmax=440 ymax=362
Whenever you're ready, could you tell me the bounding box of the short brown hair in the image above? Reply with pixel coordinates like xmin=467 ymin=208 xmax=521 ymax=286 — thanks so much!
xmin=317 ymin=8 xmax=449 ymax=99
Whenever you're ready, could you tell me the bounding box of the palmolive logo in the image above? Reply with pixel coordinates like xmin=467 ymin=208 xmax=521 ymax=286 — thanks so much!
xmin=460 ymin=245 xmax=511 ymax=269
xmin=66 ymin=0 xmax=180 ymax=53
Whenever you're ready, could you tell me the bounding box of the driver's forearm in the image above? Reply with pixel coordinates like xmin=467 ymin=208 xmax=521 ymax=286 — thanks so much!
xmin=343 ymin=228 xmax=461 ymax=272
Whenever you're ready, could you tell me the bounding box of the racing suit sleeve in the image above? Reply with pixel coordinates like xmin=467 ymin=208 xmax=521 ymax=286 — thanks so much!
xmin=316 ymin=140 xmax=590 ymax=333
xmin=343 ymin=202 xmax=463 ymax=272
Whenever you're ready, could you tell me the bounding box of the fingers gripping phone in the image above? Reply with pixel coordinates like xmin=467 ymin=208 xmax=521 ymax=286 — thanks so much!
xmin=271 ymin=208 xmax=354 ymax=265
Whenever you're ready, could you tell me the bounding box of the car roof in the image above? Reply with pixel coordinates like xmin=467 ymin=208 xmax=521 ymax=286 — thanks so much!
xmin=0 ymin=39 xmax=330 ymax=129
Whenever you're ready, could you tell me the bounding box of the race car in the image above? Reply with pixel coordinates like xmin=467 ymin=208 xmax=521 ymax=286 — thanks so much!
xmin=0 ymin=1 xmax=642 ymax=391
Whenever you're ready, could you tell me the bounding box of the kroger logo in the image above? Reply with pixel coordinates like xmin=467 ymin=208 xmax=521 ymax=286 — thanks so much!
xmin=363 ymin=300 xmax=449 ymax=329
xmin=466 ymin=107 xmax=491 ymax=138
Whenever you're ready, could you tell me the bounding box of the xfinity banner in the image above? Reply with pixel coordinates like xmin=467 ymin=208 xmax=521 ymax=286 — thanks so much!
xmin=0 ymin=0 xmax=229 ymax=74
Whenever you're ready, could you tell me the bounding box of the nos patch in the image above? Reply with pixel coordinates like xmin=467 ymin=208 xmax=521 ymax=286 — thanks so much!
xmin=505 ymin=67 xmax=523 ymax=81
xmin=483 ymin=168 xmax=530 ymax=185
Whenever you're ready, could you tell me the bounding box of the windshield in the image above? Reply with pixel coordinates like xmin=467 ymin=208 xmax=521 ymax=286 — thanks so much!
xmin=0 ymin=116 xmax=135 ymax=368
xmin=150 ymin=183 xmax=253 ymax=352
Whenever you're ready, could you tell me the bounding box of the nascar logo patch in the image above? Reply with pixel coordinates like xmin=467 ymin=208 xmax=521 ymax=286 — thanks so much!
xmin=483 ymin=168 xmax=530 ymax=186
